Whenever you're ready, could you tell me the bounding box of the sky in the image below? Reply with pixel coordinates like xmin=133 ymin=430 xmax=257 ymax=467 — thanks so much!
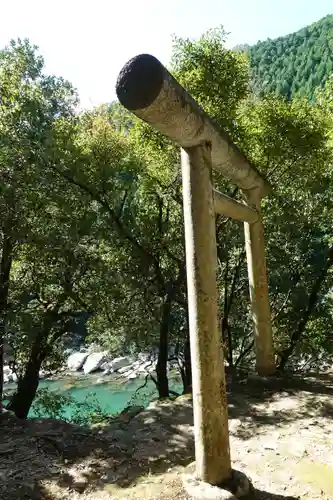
xmin=1 ymin=0 xmax=332 ymax=109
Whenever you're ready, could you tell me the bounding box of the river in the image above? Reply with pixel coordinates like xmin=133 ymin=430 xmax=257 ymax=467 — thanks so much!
xmin=4 ymin=372 xmax=183 ymax=420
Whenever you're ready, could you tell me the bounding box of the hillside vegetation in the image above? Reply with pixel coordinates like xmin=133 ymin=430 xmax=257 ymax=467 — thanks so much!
xmin=248 ymin=14 xmax=333 ymax=99
xmin=2 ymin=26 xmax=333 ymax=429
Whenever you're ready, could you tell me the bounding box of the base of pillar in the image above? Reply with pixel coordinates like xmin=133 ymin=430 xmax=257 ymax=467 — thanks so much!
xmin=182 ymin=463 xmax=254 ymax=500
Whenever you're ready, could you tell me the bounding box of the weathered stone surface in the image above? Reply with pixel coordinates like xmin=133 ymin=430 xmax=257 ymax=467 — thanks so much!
xmin=83 ymin=352 xmax=107 ymax=374
xmin=99 ymin=361 xmax=110 ymax=372
xmin=67 ymin=352 xmax=89 ymax=371
xmin=117 ymin=364 xmax=134 ymax=374
xmin=243 ymin=190 xmax=275 ymax=377
xmin=138 ymin=360 xmax=154 ymax=372
xmin=116 ymin=54 xmax=269 ymax=196
xmin=109 ymin=356 xmax=131 ymax=372
xmin=181 ymin=145 xmax=231 ymax=484
xmin=3 ymin=365 xmax=17 ymax=384
xmin=183 ymin=464 xmax=254 ymax=500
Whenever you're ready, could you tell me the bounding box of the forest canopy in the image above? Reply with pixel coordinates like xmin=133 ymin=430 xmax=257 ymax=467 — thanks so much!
xmin=2 ymin=23 xmax=333 ymax=419
xmin=246 ymin=14 xmax=333 ymax=100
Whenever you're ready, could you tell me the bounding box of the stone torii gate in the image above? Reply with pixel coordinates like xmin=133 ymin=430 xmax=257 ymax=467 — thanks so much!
xmin=116 ymin=54 xmax=275 ymax=499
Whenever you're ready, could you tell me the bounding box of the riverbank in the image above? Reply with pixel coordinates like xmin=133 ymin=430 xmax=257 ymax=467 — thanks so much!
xmin=4 ymin=369 xmax=184 ymax=421
xmin=3 ymin=345 xmax=185 ymax=419
xmin=29 ymin=373 xmax=157 ymax=419
xmin=3 ymin=346 xmax=180 ymax=386
xmin=1 ymin=372 xmax=333 ymax=500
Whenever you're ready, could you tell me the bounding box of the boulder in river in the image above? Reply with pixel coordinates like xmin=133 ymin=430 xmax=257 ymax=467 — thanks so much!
xmin=3 ymin=365 xmax=12 ymax=384
xmin=109 ymin=356 xmax=132 ymax=372
xmin=138 ymin=352 xmax=151 ymax=362
xmin=83 ymin=352 xmax=108 ymax=374
xmin=138 ymin=360 xmax=154 ymax=373
xmin=117 ymin=364 xmax=134 ymax=374
xmin=67 ymin=352 xmax=89 ymax=371
xmin=3 ymin=365 xmax=18 ymax=383
xmin=102 ymin=365 xmax=114 ymax=375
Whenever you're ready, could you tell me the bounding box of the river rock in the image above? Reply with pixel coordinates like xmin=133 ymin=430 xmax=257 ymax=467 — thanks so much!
xmin=102 ymin=365 xmax=114 ymax=375
xmin=3 ymin=365 xmax=11 ymax=384
xmin=109 ymin=356 xmax=131 ymax=372
xmin=67 ymin=352 xmax=89 ymax=371
xmin=138 ymin=352 xmax=151 ymax=362
xmin=3 ymin=365 xmax=18 ymax=384
xmin=138 ymin=360 xmax=154 ymax=373
xmin=64 ymin=348 xmax=75 ymax=357
xmin=83 ymin=352 xmax=108 ymax=374
xmin=100 ymin=361 xmax=109 ymax=371
xmin=117 ymin=364 xmax=134 ymax=374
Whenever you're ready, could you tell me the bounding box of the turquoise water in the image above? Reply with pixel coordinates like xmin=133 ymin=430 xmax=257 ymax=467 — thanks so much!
xmin=3 ymin=371 xmax=184 ymax=421
xmin=1 ymin=372 xmax=183 ymax=420
xmin=28 ymin=373 xmax=160 ymax=419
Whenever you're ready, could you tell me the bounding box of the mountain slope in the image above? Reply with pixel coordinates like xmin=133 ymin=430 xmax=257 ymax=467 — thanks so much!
xmin=248 ymin=14 xmax=333 ymax=99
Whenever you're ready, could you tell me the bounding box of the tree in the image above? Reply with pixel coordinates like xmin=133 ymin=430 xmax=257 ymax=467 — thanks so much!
xmin=171 ymin=26 xmax=249 ymax=135
xmin=67 ymin=112 xmax=187 ymax=398
xmin=0 ymin=38 xmax=77 ymax=403
xmin=169 ymin=27 xmax=333 ymax=371
xmin=7 ymin=233 xmax=97 ymax=418
xmin=236 ymin=95 xmax=333 ymax=369
xmin=4 ymin=21 xmax=333 ymax=420
xmin=53 ymin=26 xmax=251 ymax=396
xmin=248 ymin=14 xmax=333 ymax=100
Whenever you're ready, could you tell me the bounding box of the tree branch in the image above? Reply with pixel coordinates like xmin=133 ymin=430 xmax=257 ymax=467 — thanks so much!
xmin=278 ymin=245 xmax=333 ymax=371
xmin=52 ymin=165 xmax=166 ymax=291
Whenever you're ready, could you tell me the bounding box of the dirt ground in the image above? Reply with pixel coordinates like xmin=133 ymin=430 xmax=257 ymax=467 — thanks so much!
xmin=1 ymin=372 xmax=333 ymax=500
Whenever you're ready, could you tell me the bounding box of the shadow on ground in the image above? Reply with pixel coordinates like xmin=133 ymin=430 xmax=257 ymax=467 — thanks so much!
xmin=254 ymin=490 xmax=299 ymax=499
xmin=1 ymin=371 xmax=332 ymax=499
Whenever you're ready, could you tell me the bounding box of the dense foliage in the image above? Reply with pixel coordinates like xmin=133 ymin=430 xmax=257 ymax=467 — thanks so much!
xmin=2 ymin=26 xmax=333 ymax=420
xmin=247 ymin=14 xmax=333 ymax=100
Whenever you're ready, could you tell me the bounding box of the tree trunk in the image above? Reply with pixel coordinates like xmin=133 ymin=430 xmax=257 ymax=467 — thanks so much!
xmin=7 ymin=323 xmax=50 ymax=419
xmin=7 ymin=308 xmax=75 ymax=418
xmin=8 ymin=353 xmax=44 ymax=418
xmin=221 ymin=317 xmax=233 ymax=367
xmin=8 ymin=335 xmax=47 ymax=418
xmin=182 ymin=329 xmax=192 ymax=394
xmin=0 ymin=231 xmax=13 ymax=403
xmin=278 ymin=247 xmax=333 ymax=371
xmin=219 ymin=251 xmax=244 ymax=368
xmin=156 ymin=294 xmax=172 ymax=398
